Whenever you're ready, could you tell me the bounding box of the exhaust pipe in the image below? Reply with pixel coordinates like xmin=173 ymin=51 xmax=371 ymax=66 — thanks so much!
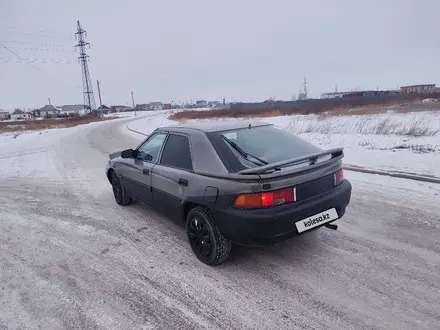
xmin=325 ymin=223 xmax=338 ymax=230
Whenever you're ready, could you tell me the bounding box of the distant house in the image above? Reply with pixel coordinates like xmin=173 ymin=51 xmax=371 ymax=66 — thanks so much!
xmin=136 ymin=104 xmax=150 ymax=111
xmin=320 ymin=92 xmax=351 ymax=99
xmin=400 ymin=84 xmax=436 ymax=94
xmin=58 ymin=104 xmax=86 ymax=116
xmin=97 ymin=105 xmax=111 ymax=114
xmin=208 ymin=101 xmax=221 ymax=108
xmin=35 ymin=104 xmax=61 ymax=118
xmin=59 ymin=104 xmax=84 ymax=112
xmin=0 ymin=110 xmax=10 ymax=121
xmin=163 ymin=103 xmax=172 ymax=110
xmin=11 ymin=109 xmax=32 ymax=120
xmin=196 ymin=100 xmax=207 ymax=107
xmin=149 ymin=102 xmax=163 ymax=110
xmin=110 ymin=105 xmax=131 ymax=113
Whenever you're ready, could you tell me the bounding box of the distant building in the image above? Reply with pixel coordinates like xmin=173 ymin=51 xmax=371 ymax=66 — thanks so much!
xmin=321 ymin=92 xmax=352 ymax=99
xmin=59 ymin=104 xmax=84 ymax=112
xmin=111 ymin=105 xmax=131 ymax=112
xmin=0 ymin=110 xmax=10 ymax=121
xmin=149 ymin=102 xmax=163 ymax=110
xmin=136 ymin=104 xmax=150 ymax=111
xmin=11 ymin=109 xmax=32 ymax=120
xmin=163 ymin=103 xmax=172 ymax=110
xmin=196 ymin=100 xmax=207 ymax=107
xmin=33 ymin=105 xmax=61 ymax=118
xmin=208 ymin=101 xmax=221 ymax=108
xmin=97 ymin=105 xmax=111 ymax=114
xmin=400 ymin=84 xmax=436 ymax=94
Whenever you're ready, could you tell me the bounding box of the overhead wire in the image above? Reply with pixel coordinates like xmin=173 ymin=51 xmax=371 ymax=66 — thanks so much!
xmin=4 ymin=31 xmax=74 ymax=40
xmin=0 ymin=41 xmax=80 ymax=88
xmin=0 ymin=40 xmax=70 ymax=48
xmin=0 ymin=57 xmax=74 ymax=64
xmin=0 ymin=24 xmax=73 ymax=39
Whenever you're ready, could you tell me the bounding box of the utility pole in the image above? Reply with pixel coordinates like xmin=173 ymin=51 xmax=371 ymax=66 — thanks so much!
xmin=131 ymin=91 xmax=136 ymax=116
xmin=75 ymin=20 xmax=96 ymax=115
xmin=97 ymin=80 xmax=103 ymax=109
xmin=303 ymin=77 xmax=308 ymax=99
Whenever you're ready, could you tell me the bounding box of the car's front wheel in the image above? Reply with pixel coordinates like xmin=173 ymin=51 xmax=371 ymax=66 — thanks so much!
xmin=186 ymin=206 xmax=232 ymax=266
xmin=111 ymin=171 xmax=132 ymax=206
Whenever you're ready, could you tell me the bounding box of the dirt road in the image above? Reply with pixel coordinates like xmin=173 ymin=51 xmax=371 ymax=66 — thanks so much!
xmin=1 ymin=115 xmax=439 ymax=330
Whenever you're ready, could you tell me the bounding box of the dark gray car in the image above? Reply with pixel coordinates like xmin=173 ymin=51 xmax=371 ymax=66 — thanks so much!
xmin=105 ymin=120 xmax=352 ymax=265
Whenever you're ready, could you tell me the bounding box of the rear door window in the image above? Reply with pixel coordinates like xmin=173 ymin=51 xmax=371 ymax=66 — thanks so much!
xmin=160 ymin=134 xmax=193 ymax=171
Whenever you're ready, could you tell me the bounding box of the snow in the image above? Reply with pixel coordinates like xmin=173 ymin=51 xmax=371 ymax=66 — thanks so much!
xmin=124 ymin=110 xmax=175 ymax=139
xmin=104 ymin=109 xmax=171 ymax=119
xmin=124 ymin=110 xmax=440 ymax=178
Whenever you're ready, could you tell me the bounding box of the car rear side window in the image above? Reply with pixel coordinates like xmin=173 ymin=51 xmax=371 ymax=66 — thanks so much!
xmin=160 ymin=134 xmax=193 ymax=171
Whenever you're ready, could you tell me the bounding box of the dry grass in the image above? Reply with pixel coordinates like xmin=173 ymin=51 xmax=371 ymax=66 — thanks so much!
xmin=168 ymin=109 xmax=284 ymax=121
xmin=295 ymin=117 xmax=439 ymax=137
xmin=319 ymin=103 xmax=440 ymax=117
xmin=0 ymin=115 xmax=117 ymax=133
xmin=169 ymin=94 xmax=440 ymax=121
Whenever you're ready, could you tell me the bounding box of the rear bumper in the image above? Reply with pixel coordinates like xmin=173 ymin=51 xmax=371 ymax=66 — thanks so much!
xmin=211 ymin=179 xmax=352 ymax=246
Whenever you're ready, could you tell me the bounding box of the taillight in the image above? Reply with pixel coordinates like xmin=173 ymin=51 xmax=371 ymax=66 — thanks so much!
xmin=234 ymin=188 xmax=296 ymax=208
xmin=334 ymin=169 xmax=344 ymax=186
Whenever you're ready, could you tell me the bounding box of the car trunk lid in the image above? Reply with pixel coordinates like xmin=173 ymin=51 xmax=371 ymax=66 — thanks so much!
xmin=242 ymin=148 xmax=344 ymax=203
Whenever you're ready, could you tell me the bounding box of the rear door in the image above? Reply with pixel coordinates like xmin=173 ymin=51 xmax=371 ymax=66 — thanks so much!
xmin=151 ymin=133 xmax=194 ymax=221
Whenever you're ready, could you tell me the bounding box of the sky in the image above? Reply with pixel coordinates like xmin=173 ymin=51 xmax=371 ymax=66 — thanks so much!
xmin=0 ymin=0 xmax=439 ymax=110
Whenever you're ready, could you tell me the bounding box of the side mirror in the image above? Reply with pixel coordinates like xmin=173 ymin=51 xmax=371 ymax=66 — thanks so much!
xmin=120 ymin=149 xmax=134 ymax=158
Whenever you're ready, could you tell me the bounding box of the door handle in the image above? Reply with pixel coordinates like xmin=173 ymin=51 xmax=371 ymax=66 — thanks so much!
xmin=143 ymin=168 xmax=150 ymax=175
xmin=178 ymin=178 xmax=188 ymax=187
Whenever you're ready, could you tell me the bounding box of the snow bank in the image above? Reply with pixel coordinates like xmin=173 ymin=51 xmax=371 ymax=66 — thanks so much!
xmin=104 ymin=110 xmax=169 ymax=118
xmin=126 ymin=110 xmax=176 ymax=137
xmin=267 ymin=111 xmax=440 ymax=136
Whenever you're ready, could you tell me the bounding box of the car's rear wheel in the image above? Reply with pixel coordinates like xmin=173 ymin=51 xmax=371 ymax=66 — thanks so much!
xmin=111 ymin=171 xmax=132 ymax=206
xmin=186 ymin=206 xmax=231 ymax=266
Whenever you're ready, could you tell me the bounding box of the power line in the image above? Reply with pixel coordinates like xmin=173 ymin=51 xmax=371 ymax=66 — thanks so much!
xmin=0 ymin=40 xmax=70 ymax=48
xmin=4 ymin=46 xmax=75 ymax=53
xmin=0 ymin=57 xmax=74 ymax=64
xmin=0 ymin=24 xmax=73 ymax=38
xmin=0 ymin=41 xmax=80 ymax=88
xmin=4 ymin=31 xmax=74 ymax=40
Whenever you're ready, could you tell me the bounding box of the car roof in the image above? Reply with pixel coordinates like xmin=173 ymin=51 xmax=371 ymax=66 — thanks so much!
xmin=159 ymin=119 xmax=272 ymax=133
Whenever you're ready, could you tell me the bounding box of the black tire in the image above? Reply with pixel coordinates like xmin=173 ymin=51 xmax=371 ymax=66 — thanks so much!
xmin=186 ymin=206 xmax=232 ymax=266
xmin=111 ymin=171 xmax=132 ymax=206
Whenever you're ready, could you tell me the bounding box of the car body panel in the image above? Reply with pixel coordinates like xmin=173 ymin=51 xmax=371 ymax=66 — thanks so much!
xmin=118 ymin=158 xmax=154 ymax=205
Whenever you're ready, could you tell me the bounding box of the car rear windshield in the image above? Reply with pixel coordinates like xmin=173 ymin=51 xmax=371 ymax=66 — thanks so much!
xmin=215 ymin=125 xmax=322 ymax=168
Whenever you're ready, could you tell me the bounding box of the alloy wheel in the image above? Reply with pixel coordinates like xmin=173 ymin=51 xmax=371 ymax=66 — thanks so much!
xmin=188 ymin=217 xmax=213 ymax=257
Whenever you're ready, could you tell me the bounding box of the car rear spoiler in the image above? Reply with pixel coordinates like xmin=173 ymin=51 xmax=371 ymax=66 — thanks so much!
xmin=238 ymin=148 xmax=344 ymax=175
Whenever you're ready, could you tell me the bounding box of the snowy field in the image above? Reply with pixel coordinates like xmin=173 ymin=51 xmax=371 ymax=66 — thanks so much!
xmin=126 ymin=110 xmax=440 ymax=178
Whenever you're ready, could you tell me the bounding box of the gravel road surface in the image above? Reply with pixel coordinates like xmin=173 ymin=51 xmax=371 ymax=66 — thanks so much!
xmin=1 ymin=115 xmax=439 ymax=330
